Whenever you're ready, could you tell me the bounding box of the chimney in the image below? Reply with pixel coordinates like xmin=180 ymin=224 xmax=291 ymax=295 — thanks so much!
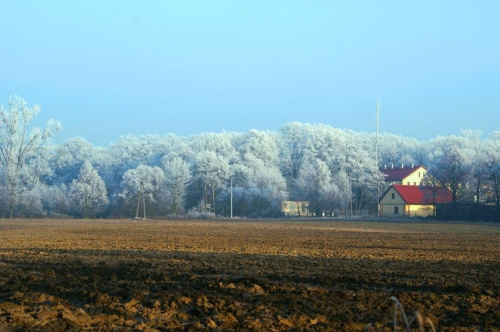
xmin=384 ymin=164 xmax=387 ymax=169
xmin=401 ymin=164 xmax=404 ymax=169
xmin=391 ymin=163 xmax=394 ymax=169
xmin=411 ymin=163 xmax=414 ymax=168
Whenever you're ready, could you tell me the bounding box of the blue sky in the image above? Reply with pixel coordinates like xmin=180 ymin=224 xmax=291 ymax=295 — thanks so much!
xmin=1 ymin=1 xmax=499 ymax=146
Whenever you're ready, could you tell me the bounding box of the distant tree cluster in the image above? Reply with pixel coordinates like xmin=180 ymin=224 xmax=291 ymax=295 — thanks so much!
xmin=1 ymin=96 xmax=499 ymax=219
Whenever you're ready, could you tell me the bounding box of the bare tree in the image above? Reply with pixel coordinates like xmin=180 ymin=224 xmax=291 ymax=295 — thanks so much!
xmin=0 ymin=96 xmax=61 ymax=218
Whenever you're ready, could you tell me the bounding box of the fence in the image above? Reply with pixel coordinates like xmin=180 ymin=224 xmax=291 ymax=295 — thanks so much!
xmin=436 ymin=203 xmax=500 ymax=222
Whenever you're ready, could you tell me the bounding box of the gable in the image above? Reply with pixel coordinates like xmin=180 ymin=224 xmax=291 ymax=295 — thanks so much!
xmin=380 ymin=187 xmax=406 ymax=205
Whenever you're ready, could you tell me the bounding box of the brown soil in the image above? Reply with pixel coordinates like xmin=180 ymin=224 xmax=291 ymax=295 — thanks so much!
xmin=0 ymin=219 xmax=499 ymax=331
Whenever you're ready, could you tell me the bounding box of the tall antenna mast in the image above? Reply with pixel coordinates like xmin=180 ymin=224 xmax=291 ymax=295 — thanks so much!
xmin=376 ymin=98 xmax=381 ymax=217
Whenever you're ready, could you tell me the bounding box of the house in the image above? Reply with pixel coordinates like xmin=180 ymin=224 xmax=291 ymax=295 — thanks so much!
xmin=281 ymin=201 xmax=310 ymax=217
xmin=380 ymin=184 xmax=452 ymax=217
xmin=380 ymin=164 xmax=427 ymax=191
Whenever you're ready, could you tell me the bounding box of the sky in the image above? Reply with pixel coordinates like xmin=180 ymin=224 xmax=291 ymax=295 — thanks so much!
xmin=1 ymin=1 xmax=499 ymax=146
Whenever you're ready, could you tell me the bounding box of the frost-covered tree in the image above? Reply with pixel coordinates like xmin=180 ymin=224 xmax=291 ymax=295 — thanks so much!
xmin=330 ymin=131 xmax=380 ymax=213
xmin=278 ymin=123 xmax=381 ymax=215
xmin=40 ymin=183 xmax=69 ymax=217
xmin=374 ymin=133 xmax=424 ymax=167
xmin=104 ymin=135 xmax=153 ymax=191
xmin=236 ymin=129 xmax=280 ymax=167
xmin=163 ymin=155 xmax=192 ymax=214
xmin=102 ymin=135 xmax=173 ymax=195
xmin=225 ymin=130 xmax=287 ymax=216
xmin=118 ymin=165 xmax=167 ymax=217
xmin=430 ymin=145 xmax=471 ymax=218
xmin=16 ymin=185 xmax=44 ymax=218
xmin=48 ymin=137 xmax=95 ymax=185
xmin=279 ymin=123 xmax=307 ymax=190
xmin=228 ymin=154 xmax=287 ymax=217
xmin=69 ymin=161 xmax=109 ymax=218
xmin=0 ymin=96 xmax=61 ymax=218
xmin=484 ymin=137 xmax=500 ymax=207
xmin=194 ymin=150 xmax=231 ymax=215
xmin=296 ymin=158 xmax=339 ymax=216
xmin=428 ymin=131 xmax=482 ymax=206
xmin=191 ymin=132 xmax=238 ymax=163
xmin=334 ymin=170 xmax=353 ymax=217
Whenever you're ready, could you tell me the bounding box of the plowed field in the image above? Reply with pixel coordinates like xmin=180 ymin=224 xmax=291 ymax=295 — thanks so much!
xmin=0 ymin=219 xmax=499 ymax=331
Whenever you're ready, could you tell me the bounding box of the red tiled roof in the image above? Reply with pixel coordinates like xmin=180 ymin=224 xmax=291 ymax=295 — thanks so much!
xmin=391 ymin=184 xmax=452 ymax=204
xmin=380 ymin=165 xmax=425 ymax=181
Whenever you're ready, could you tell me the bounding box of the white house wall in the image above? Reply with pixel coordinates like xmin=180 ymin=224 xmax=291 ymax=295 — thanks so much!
xmin=402 ymin=166 xmax=427 ymax=186
xmin=380 ymin=187 xmax=406 ymax=217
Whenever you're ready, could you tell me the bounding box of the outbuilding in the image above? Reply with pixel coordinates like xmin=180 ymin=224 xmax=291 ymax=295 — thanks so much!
xmin=281 ymin=201 xmax=310 ymax=217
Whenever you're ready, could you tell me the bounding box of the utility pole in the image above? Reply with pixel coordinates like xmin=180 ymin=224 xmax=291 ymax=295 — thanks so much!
xmin=345 ymin=176 xmax=349 ymax=219
xmin=376 ymin=98 xmax=381 ymax=218
xmin=134 ymin=180 xmax=147 ymax=220
xmin=230 ymin=177 xmax=233 ymax=219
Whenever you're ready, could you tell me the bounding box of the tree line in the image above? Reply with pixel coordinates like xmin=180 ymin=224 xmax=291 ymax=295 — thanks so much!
xmin=1 ymin=96 xmax=499 ymax=219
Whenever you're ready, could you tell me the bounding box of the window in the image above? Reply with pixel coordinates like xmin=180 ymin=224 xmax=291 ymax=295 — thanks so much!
xmin=413 ymin=182 xmax=416 ymax=186
xmin=407 ymin=182 xmax=410 ymax=185
xmin=418 ymin=172 xmax=421 ymax=177
xmin=391 ymin=193 xmax=395 ymax=199
xmin=394 ymin=206 xmax=399 ymax=215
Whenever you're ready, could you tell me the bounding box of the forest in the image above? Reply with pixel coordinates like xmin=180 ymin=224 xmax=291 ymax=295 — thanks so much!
xmin=1 ymin=96 xmax=499 ymax=220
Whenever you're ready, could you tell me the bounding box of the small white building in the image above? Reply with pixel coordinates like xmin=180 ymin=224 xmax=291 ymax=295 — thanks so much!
xmin=281 ymin=201 xmax=309 ymax=217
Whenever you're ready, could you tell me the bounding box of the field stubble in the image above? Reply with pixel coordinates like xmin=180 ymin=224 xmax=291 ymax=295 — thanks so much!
xmin=0 ymin=219 xmax=499 ymax=331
